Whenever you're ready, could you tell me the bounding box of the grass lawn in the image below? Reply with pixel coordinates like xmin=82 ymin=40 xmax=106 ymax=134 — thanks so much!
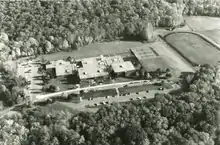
xmin=83 ymin=89 xmax=117 ymax=99
xmin=165 ymin=32 xmax=220 ymax=65
xmin=38 ymin=102 xmax=98 ymax=115
xmin=39 ymin=41 xmax=143 ymax=61
xmin=185 ymin=16 xmax=220 ymax=31
xmin=119 ymin=84 xmax=161 ymax=94
xmin=200 ymin=30 xmax=220 ymax=45
xmin=139 ymin=56 xmax=178 ymax=72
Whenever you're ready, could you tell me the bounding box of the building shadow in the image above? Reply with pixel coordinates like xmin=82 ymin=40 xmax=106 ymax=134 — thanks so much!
xmin=64 ymin=74 xmax=80 ymax=85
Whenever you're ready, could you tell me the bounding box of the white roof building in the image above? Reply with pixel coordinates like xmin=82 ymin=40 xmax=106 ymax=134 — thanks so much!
xmin=46 ymin=60 xmax=76 ymax=76
xmin=77 ymin=57 xmax=109 ymax=80
xmin=104 ymin=55 xmax=124 ymax=66
xmin=111 ymin=61 xmax=135 ymax=73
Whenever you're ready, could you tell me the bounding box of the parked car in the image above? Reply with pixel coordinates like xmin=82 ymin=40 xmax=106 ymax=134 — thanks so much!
xmin=105 ymin=101 xmax=109 ymax=104
xmin=136 ymin=92 xmax=139 ymax=95
xmin=94 ymin=103 xmax=98 ymax=106
xmin=106 ymin=96 xmax=110 ymax=99
xmin=158 ymin=87 xmax=164 ymax=90
xmin=143 ymin=96 xmax=147 ymax=99
xmin=146 ymin=90 xmax=149 ymax=93
xmin=130 ymin=98 xmax=134 ymax=101
xmin=137 ymin=97 xmax=141 ymax=100
xmin=100 ymin=102 xmax=106 ymax=105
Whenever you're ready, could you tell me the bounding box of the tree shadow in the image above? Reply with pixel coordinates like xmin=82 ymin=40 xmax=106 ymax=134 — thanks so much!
xmin=34 ymin=82 xmax=44 ymax=86
xmin=120 ymin=35 xmax=143 ymax=42
xmin=33 ymin=76 xmax=42 ymax=80
xmin=31 ymin=91 xmax=42 ymax=94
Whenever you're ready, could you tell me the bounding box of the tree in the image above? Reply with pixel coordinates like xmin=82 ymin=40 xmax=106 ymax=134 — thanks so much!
xmin=62 ymin=39 xmax=69 ymax=50
xmin=44 ymin=40 xmax=52 ymax=53
xmin=122 ymin=124 xmax=150 ymax=145
xmin=140 ymin=23 xmax=154 ymax=42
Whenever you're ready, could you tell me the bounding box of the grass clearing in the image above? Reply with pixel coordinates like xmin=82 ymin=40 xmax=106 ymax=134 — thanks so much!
xmin=185 ymin=16 xmax=220 ymax=31
xmin=200 ymin=30 xmax=220 ymax=45
xmin=39 ymin=41 xmax=143 ymax=61
xmin=165 ymin=32 xmax=220 ymax=65
xmin=39 ymin=102 xmax=98 ymax=115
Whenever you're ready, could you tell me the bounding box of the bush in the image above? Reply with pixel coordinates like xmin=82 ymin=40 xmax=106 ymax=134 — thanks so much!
xmin=43 ymin=84 xmax=60 ymax=93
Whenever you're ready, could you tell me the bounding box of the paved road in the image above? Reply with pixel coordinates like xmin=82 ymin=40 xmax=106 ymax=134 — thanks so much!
xmin=33 ymin=79 xmax=161 ymax=102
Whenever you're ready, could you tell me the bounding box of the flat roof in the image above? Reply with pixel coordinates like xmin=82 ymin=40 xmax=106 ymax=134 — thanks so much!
xmin=111 ymin=61 xmax=135 ymax=73
xmin=78 ymin=57 xmax=109 ymax=79
xmin=105 ymin=55 xmax=124 ymax=66
xmin=46 ymin=60 xmax=76 ymax=76
xmin=130 ymin=46 xmax=157 ymax=60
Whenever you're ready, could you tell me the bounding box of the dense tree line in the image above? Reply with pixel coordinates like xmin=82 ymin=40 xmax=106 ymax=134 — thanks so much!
xmin=1 ymin=64 xmax=220 ymax=144
xmin=0 ymin=0 xmax=185 ymax=58
xmin=183 ymin=0 xmax=220 ymax=16
xmin=0 ymin=0 xmax=219 ymax=59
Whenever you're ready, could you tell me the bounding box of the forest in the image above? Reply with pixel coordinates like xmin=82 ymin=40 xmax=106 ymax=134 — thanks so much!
xmin=0 ymin=64 xmax=220 ymax=145
xmin=0 ymin=0 xmax=219 ymax=59
xmin=0 ymin=65 xmax=29 ymax=106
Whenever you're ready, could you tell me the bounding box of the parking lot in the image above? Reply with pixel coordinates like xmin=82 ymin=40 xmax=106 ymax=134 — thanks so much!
xmin=17 ymin=59 xmax=43 ymax=98
xmin=82 ymin=85 xmax=178 ymax=108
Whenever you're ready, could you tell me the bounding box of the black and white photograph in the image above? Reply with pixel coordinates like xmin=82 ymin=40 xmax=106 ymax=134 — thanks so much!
xmin=0 ymin=0 xmax=220 ymax=144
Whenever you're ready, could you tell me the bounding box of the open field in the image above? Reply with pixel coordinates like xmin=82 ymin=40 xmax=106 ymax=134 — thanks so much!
xmin=200 ymin=30 xmax=220 ymax=45
xmin=83 ymin=89 xmax=117 ymax=99
xmin=39 ymin=41 xmax=143 ymax=61
xmin=165 ymin=32 xmax=220 ymax=65
xmin=185 ymin=16 xmax=220 ymax=31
